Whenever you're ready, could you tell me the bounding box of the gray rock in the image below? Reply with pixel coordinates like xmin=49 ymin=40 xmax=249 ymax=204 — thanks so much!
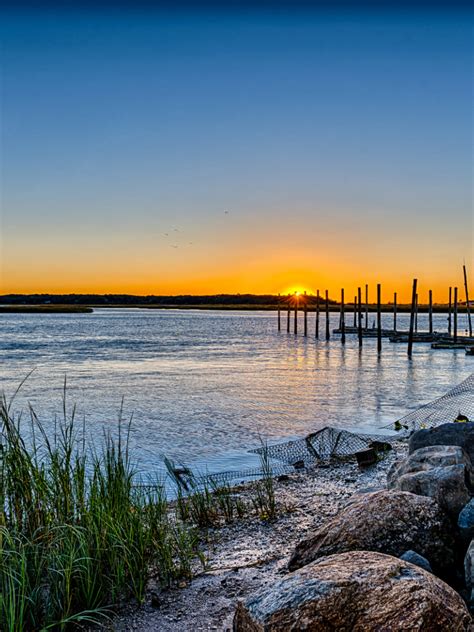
xmin=409 ymin=422 xmax=474 ymax=464
xmin=400 ymin=550 xmax=433 ymax=573
xmin=465 ymin=539 xmax=474 ymax=607
xmin=387 ymin=445 xmax=473 ymax=517
xmin=459 ymin=499 xmax=474 ymax=543
xmin=234 ymin=551 xmax=472 ymax=631
xmin=288 ymin=490 xmax=456 ymax=580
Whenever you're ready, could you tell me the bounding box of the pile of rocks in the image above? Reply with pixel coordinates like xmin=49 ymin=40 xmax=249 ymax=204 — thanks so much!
xmin=234 ymin=422 xmax=474 ymax=631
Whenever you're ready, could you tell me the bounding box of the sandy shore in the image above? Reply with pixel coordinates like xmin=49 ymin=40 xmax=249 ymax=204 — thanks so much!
xmin=110 ymin=444 xmax=405 ymax=631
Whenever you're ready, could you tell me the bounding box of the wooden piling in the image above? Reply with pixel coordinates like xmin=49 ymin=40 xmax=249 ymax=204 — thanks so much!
xmin=393 ymin=292 xmax=397 ymax=333
xmin=408 ymin=278 xmax=418 ymax=358
xmin=365 ymin=284 xmax=369 ymax=331
xmin=340 ymin=289 xmax=346 ymax=345
xmin=353 ymin=296 xmax=357 ymax=327
xmin=358 ymin=287 xmax=363 ymax=347
xmin=376 ymin=283 xmax=382 ymax=354
xmin=448 ymin=286 xmax=452 ymax=336
xmin=303 ymin=291 xmax=308 ymax=337
xmin=315 ymin=289 xmax=320 ymax=339
xmin=414 ymin=293 xmax=418 ymax=333
xmin=277 ymin=293 xmax=281 ymax=331
xmin=286 ymin=294 xmax=291 ymax=333
xmin=325 ymin=290 xmax=330 ymax=340
xmin=463 ymin=265 xmax=472 ymax=337
xmin=294 ymin=293 xmax=298 ymax=335
xmin=428 ymin=290 xmax=433 ymax=335
xmin=454 ymin=286 xmax=458 ymax=343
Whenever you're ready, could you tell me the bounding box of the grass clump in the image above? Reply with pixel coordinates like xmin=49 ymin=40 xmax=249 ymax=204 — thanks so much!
xmin=0 ymin=396 xmax=200 ymax=631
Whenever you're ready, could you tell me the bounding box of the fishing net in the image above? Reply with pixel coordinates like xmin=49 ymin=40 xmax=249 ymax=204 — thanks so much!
xmin=383 ymin=372 xmax=474 ymax=433
xmin=250 ymin=427 xmax=395 ymax=467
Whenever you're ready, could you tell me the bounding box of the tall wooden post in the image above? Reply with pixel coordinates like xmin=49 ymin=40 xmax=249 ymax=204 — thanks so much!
xmin=294 ymin=293 xmax=298 ymax=335
xmin=428 ymin=290 xmax=433 ymax=335
xmin=303 ymin=291 xmax=308 ymax=337
xmin=365 ymin=284 xmax=369 ymax=330
xmin=286 ymin=294 xmax=291 ymax=333
xmin=315 ymin=289 xmax=320 ymax=339
xmin=454 ymin=286 xmax=458 ymax=343
xmin=353 ymin=296 xmax=357 ymax=327
xmin=358 ymin=286 xmax=363 ymax=347
xmin=414 ymin=293 xmax=418 ymax=333
xmin=277 ymin=293 xmax=281 ymax=332
xmin=340 ymin=289 xmax=345 ymax=345
xmin=377 ymin=283 xmax=382 ymax=354
xmin=408 ymin=278 xmax=418 ymax=358
xmin=448 ymin=286 xmax=452 ymax=336
xmin=463 ymin=265 xmax=472 ymax=337
xmin=325 ymin=290 xmax=330 ymax=340
xmin=393 ymin=292 xmax=397 ymax=333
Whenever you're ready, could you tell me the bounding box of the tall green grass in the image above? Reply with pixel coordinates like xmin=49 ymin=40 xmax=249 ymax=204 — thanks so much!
xmin=0 ymin=396 xmax=200 ymax=631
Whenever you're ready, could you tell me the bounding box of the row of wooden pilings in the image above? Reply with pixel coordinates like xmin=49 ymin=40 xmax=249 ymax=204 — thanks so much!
xmin=277 ymin=274 xmax=472 ymax=358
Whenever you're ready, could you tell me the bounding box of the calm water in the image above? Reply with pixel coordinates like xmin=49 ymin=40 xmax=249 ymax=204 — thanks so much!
xmin=0 ymin=309 xmax=472 ymax=477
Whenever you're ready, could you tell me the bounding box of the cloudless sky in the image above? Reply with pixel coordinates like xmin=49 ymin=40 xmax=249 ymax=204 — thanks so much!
xmin=0 ymin=3 xmax=472 ymax=300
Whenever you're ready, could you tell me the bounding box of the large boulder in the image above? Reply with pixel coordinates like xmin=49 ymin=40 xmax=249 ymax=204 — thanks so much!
xmin=288 ymin=490 xmax=455 ymax=578
xmin=387 ymin=445 xmax=473 ymax=517
xmin=409 ymin=422 xmax=474 ymax=464
xmin=234 ymin=551 xmax=472 ymax=631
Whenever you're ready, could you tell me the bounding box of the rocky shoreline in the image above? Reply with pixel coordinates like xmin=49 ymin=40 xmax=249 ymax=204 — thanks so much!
xmin=111 ymin=423 xmax=474 ymax=630
xmin=111 ymin=443 xmax=407 ymax=631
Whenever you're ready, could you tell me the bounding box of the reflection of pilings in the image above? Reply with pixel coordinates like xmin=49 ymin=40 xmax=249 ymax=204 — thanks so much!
xmin=377 ymin=283 xmax=382 ymax=354
xmin=315 ymin=289 xmax=320 ymax=339
xmin=325 ymin=290 xmax=330 ymax=341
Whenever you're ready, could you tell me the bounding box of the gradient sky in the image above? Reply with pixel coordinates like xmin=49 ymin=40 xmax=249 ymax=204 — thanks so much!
xmin=0 ymin=3 xmax=472 ymax=301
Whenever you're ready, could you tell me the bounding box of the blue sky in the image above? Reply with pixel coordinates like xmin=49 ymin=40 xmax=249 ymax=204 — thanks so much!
xmin=0 ymin=5 xmax=472 ymax=297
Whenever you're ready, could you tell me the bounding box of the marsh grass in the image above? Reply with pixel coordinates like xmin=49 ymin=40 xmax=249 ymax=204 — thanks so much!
xmin=0 ymin=396 xmax=200 ymax=631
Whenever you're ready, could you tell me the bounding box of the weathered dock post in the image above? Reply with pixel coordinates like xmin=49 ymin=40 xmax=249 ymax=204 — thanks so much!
xmin=286 ymin=294 xmax=291 ymax=333
xmin=408 ymin=278 xmax=418 ymax=358
xmin=277 ymin=293 xmax=281 ymax=332
xmin=428 ymin=290 xmax=433 ymax=335
xmin=358 ymin=286 xmax=363 ymax=347
xmin=294 ymin=292 xmax=298 ymax=335
xmin=454 ymin=286 xmax=458 ymax=343
xmin=448 ymin=286 xmax=452 ymax=336
xmin=414 ymin=293 xmax=418 ymax=333
xmin=393 ymin=292 xmax=397 ymax=333
xmin=463 ymin=265 xmax=472 ymax=337
xmin=353 ymin=296 xmax=357 ymax=327
xmin=365 ymin=284 xmax=369 ymax=330
xmin=303 ymin=291 xmax=308 ymax=337
xmin=325 ymin=290 xmax=330 ymax=340
xmin=340 ymin=289 xmax=346 ymax=345
xmin=376 ymin=284 xmax=382 ymax=354
xmin=315 ymin=289 xmax=320 ymax=339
